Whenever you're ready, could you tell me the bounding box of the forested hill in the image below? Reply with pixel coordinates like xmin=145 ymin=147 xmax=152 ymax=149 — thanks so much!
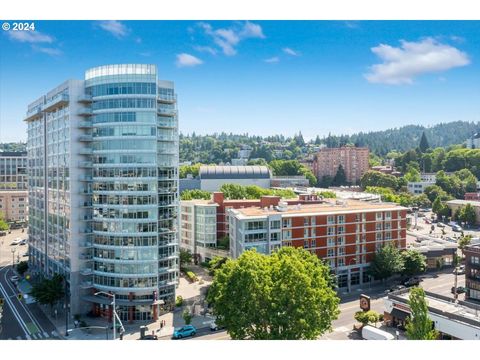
xmin=322 ymin=121 xmax=480 ymax=155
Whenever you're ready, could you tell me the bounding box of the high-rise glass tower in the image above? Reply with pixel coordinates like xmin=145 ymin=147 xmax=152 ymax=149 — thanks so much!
xmin=25 ymin=64 xmax=179 ymax=322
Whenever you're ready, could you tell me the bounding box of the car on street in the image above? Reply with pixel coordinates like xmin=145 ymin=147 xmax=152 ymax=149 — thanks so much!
xmin=140 ymin=334 xmax=158 ymax=340
xmin=10 ymin=275 xmax=20 ymax=283
xmin=453 ymin=265 xmax=465 ymax=275
xmin=210 ymin=320 xmax=225 ymax=331
xmin=437 ymin=222 xmax=446 ymax=228
xmin=451 ymin=286 xmax=467 ymax=294
xmin=452 ymin=225 xmax=462 ymax=232
xmin=403 ymin=277 xmax=422 ymax=287
xmin=11 ymin=238 xmax=23 ymax=245
xmin=388 ymin=284 xmax=406 ymax=293
xmin=0 ymin=231 xmax=6 ymax=236
xmin=424 ymin=218 xmax=431 ymax=224
xmin=172 ymin=325 xmax=197 ymax=339
xmin=19 ymin=239 xmax=26 ymax=245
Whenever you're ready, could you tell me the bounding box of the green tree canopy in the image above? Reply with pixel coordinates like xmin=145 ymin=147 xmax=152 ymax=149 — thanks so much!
xmin=458 ymin=203 xmax=477 ymax=226
xmin=179 ymin=163 xmax=202 ymax=179
xmin=361 ymin=171 xmax=398 ymax=191
xmin=405 ymin=287 xmax=439 ymax=340
xmin=354 ymin=310 xmax=381 ymax=327
xmin=29 ymin=274 xmax=65 ymax=310
xmin=369 ymin=244 xmax=404 ymax=281
xmin=458 ymin=235 xmax=472 ymax=256
xmin=419 ymin=132 xmax=430 ymax=153
xmin=207 ymin=247 xmax=340 ymax=340
xmin=432 ymin=197 xmax=450 ymax=219
xmin=16 ymin=261 xmax=29 ymax=276
xmin=332 ymin=164 xmax=347 ymax=186
xmin=179 ymin=249 xmax=193 ymax=269
xmin=219 ymin=184 xmax=296 ymax=200
xmin=180 ymin=189 xmax=212 ymax=201
xmin=401 ymin=249 xmax=427 ymax=276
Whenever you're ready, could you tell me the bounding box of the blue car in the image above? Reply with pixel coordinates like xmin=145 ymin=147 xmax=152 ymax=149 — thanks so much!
xmin=172 ymin=325 xmax=197 ymax=339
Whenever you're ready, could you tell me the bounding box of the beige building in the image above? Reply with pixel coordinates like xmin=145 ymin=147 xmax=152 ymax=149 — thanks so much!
xmin=0 ymin=190 xmax=28 ymax=222
xmin=313 ymin=146 xmax=369 ymax=185
xmin=446 ymin=199 xmax=480 ymax=225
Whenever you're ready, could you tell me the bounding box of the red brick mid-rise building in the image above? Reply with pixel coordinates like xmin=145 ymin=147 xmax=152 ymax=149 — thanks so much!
xmin=229 ymin=199 xmax=407 ymax=290
xmin=313 ymin=146 xmax=369 ymax=185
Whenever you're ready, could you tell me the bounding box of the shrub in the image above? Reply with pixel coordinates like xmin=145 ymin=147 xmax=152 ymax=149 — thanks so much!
xmin=186 ymin=271 xmax=198 ymax=282
xmin=176 ymin=295 xmax=183 ymax=307
xmin=182 ymin=309 xmax=192 ymax=325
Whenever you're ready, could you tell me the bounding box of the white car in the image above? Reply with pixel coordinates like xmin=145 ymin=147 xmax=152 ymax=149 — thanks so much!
xmin=10 ymin=275 xmax=20 ymax=283
xmin=11 ymin=238 xmax=23 ymax=245
xmin=210 ymin=321 xmax=225 ymax=331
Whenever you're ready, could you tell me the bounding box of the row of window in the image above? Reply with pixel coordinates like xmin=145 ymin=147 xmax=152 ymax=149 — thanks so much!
xmin=94 ymin=235 xmax=158 ymax=247
xmin=93 ymin=194 xmax=158 ymax=205
xmin=92 ymin=98 xmax=156 ymax=110
xmin=92 ymin=111 xmax=156 ymax=124
xmin=93 ymin=139 xmax=156 ymax=151
xmin=93 ymin=125 xmax=156 ymax=137
xmin=87 ymin=82 xmax=157 ymax=96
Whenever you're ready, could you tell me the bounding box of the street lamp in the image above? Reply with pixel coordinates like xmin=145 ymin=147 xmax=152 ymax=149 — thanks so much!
xmin=11 ymin=248 xmax=16 ymax=267
xmin=94 ymin=291 xmax=124 ymax=340
xmin=347 ymin=257 xmax=357 ymax=293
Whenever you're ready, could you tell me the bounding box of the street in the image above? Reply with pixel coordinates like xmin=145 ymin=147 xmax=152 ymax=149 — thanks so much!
xmin=190 ymin=270 xmax=465 ymax=340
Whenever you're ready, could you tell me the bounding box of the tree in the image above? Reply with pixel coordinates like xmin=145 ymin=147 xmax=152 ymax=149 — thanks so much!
xmin=458 ymin=235 xmax=472 ymax=257
xmin=207 ymin=247 xmax=340 ymax=339
xmin=424 ymin=185 xmax=451 ymax=203
xmin=29 ymin=274 xmax=65 ymax=312
xmin=179 ymin=249 xmax=193 ymax=270
xmin=332 ymin=164 xmax=347 ymax=186
xmin=419 ymin=132 xmax=430 ymax=153
xmin=217 ymin=236 xmax=230 ymax=250
xmin=369 ymin=244 xmax=404 ymax=281
xmin=411 ymin=194 xmax=431 ymax=209
xmin=0 ymin=213 xmax=9 ymax=231
xmin=401 ymin=250 xmax=427 ymax=276
xmin=405 ymin=287 xmax=439 ymax=340
xmin=180 ymin=189 xmax=211 ymax=200
xmin=318 ymin=191 xmax=336 ymax=199
xmin=354 ymin=310 xmax=381 ymax=327
xmin=182 ymin=309 xmax=192 ymax=325
xmin=432 ymin=197 xmax=449 ymax=219
xmin=16 ymin=261 xmax=29 ymax=276
xmin=360 ymin=171 xmax=398 ymax=191
xmin=458 ymin=203 xmax=476 ymax=227
xmin=403 ymin=163 xmax=421 ymax=182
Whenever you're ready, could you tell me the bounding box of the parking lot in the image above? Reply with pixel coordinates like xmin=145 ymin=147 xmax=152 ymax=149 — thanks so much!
xmin=0 ymin=228 xmax=28 ymax=267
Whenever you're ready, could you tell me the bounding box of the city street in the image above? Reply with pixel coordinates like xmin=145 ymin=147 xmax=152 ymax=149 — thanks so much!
xmin=190 ymin=270 xmax=465 ymax=340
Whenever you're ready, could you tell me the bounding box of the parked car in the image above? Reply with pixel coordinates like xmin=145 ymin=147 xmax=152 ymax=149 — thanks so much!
xmin=172 ymin=325 xmax=197 ymax=339
xmin=210 ymin=320 xmax=225 ymax=331
xmin=140 ymin=334 xmax=158 ymax=340
xmin=0 ymin=231 xmax=6 ymax=236
xmin=424 ymin=218 xmax=431 ymax=224
xmin=452 ymin=225 xmax=462 ymax=232
xmin=11 ymin=238 xmax=23 ymax=245
xmin=453 ymin=265 xmax=465 ymax=275
xmin=437 ymin=222 xmax=446 ymax=228
xmin=388 ymin=284 xmax=406 ymax=292
xmin=451 ymin=286 xmax=467 ymax=294
xmin=19 ymin=239 xmax=26 ymax=245
xmin=403 ymin=277 xmax=422 ymax=287
xmin=361 ymin=325 xmax=394 ymax=340
xmin=10 ymin=275 xmax=19 ymax=283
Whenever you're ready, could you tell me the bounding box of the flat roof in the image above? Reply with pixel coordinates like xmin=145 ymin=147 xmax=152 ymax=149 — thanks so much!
xmin=390 ymin=289 xmax=480 ymax=328
xmin=447 ymin=199 xmax=480 ymax=207
xmin=231 ymin=199 xmax=405 ymax=218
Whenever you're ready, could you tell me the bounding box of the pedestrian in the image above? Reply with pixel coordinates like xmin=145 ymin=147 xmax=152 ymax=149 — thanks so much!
xmin=160 ymin=321 xmax=163 ymax=329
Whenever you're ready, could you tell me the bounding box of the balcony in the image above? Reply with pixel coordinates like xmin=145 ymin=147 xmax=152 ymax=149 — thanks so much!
xmin=78 ymin=148 xmax=93 ymax=155
xmin=80 ymin=268 xmax=93 ymax=276
xmin=78 ymin=121 xmax=92 ymax=129
xmin=157 ymin=108 xmax=176 ymax=117
xmin=77 ymin=107 xmax=93 ymax=116
xmin=157 ymin=119 xmax=176 ymax=128
xmin=79 ymin=240 xmax=93 ymax=247
xmin=80 ymin=215 xmax=93 ymax=221
xmin=81 ymin=201 xmax=92 ymax=207
xmin=79 ymin=253 xmax=93 ymax=260
xmin=80 ymin=281 xmax=94 ymax=289
xmin=24 ymin=107 xmax=43 ymax=122
xmin=79 ymin=175 xmax=93 ymax=181
xmin=80 ymin=228 xmax=92 ymax=234
xmin=43 ymin=93 xmax=69 ymax=112
xmin=77 ymin=94 xmax=93 ymax=103
xmin=78 ymin=161 xmax=92 ymax=168
xmin=157 ymin=95 xmax=176 ymax=104
xmin=80 ymin=188 xmax=92 ymax=195
xmin=78 ymin=135 xmax=93 ymax=142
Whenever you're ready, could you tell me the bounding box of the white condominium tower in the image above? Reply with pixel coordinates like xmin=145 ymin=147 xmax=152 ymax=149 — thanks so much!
xmin=25 ymin=64 xmax=179 ymax=322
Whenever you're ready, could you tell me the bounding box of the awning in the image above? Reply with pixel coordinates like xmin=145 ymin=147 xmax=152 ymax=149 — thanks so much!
xmin=390 ymin=308 xmax=410 ymax=321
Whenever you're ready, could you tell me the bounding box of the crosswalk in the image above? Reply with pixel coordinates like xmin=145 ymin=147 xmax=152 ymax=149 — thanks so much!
xmin=8 ymin=330 xmax=59 ymax=340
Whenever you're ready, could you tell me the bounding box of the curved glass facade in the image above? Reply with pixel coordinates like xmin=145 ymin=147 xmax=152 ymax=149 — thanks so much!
xmin=84 ymin=65 xmax=178 ymax=321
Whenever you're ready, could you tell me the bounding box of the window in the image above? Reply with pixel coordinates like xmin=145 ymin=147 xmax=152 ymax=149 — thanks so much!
xmin=376 ymin=233 xmax=383 ymax=241
xmin=375 ymin=223 xmax=382 ymax=231
xmin=270 ymin=233 xmax=279 ymax=242
xmin=338 ymin=258 xmax=345 ymax=267
xmin=327 ymin=237 xmax=335 ymax=247
xmin=385 ymin=222 xmax=391 ymax=230
xmin=327 ymin=215 xmax=335 ymax=225
xmin=304 ymin=239 xmax=309 ymax=248
xmin=385 ymin=232 xmax=392 ymax=240
xmin=338 ymin=247 xmax=345 ymax=256
xmin=376 ymin=212 xmax=383 ymax=221
xmin=311 ymin=217 xmax=316 ymax=225
xmin=283 ymin=230 xmax=292 ymax=240
xmin=304 ymin=217 xmax=309 ymax=226
xmin=270 ymin=220 xmax=281 ymax=229
xmin=337 ymin=215 xmax=345 ymax=224
xmin=282 ymin=218 xmax=291 ymax=228
xmin=338 ymin=226 xmax=345 ymax=235
xmin=327 ymin=227 xmax=335 ymax=236
xmin=385 ymin=211 xmax=392 ymax=220
xmin=304 ymin=228 xmax=309 ymax=237
xmin=310 ymin=239 xmax=316 ymax=247
xmin=337 ymin=236 xmax=345 ymax=246
xmin=327 ymin=248 xmax=335 ymax=257
xmin=311 ymin=228 xmax=316 ymax=237
xmin=471 ymin=256 xmax=480 ymax=265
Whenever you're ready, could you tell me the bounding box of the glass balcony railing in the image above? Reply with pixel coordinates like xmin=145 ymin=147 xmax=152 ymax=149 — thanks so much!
xmin=157 ymin=107 xmax=176 ymax=116
xmin=77 ymin=107 xmax=93 ymax=116
xmin=78 ymin=121 xmax=92 ymax=128
xmin=78 ymin=161 xmax=92 ymax=167
xmin=77 ymin=94 xmax=93 ymax=103
xmin=24 ymin=107 xmax=43 ymax=121
xmin=157 ymin=95 xmax=176 ymax=103
xmin=43 ymin=93 xmax=69 ymax=112
xmin=157 ymin=119 xmax=176 ymax=128
xmin=78 ymin=135 xmax=93 ymax=142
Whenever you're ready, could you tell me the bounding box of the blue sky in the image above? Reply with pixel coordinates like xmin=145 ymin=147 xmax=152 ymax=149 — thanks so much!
xmin=0 ymin=20 xmax=479 ymax=142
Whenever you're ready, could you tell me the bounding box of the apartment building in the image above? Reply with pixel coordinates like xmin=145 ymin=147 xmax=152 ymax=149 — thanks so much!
xmin=25 ymin=64 xmax=178 ymax=322
xmin=465 ymin=244 xmax=480 ymax=302
xmin=0 ymin=191 xmax=28 ymax=222
xmin=180 ymin=192 xmax=323 ymax=262
xmin=228 ymin=199 xmax=407 ymax=290
xmin=313 ymin=146 xmax=369 ymax=185
xmin=0 ymin=151 xmax=28 ymax=190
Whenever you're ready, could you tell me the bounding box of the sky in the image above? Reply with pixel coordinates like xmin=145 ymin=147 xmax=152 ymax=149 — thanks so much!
xmin=0 ymin=20 xmax=479 ymax=142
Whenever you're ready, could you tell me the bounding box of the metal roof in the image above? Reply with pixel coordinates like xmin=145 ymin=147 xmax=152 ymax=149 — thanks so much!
xmin=199 ymin=165 xmax=271 ymax=179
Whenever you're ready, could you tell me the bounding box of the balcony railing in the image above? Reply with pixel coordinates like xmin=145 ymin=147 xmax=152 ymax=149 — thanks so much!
xmin=157 ymin=95 xmax=176 ymax=104
xmin=78 ymin=135 xmax=93 ymax=142
xmin=24 ymin=107 xmax=43 ymax=122
xmin=77 ymin=94 xmax=93 ymax=103
xmin=78 ymin=121 xmax=92 ymax=128
xmin=80 ymin=268 xmax=93 ymax=276
xmin=78 ymin=161 xmax=92 ymax=167
xmin=77 ymin=107 xmax=93 ymax=116
xmin=43 ymin=93 xmax=69 ymax=112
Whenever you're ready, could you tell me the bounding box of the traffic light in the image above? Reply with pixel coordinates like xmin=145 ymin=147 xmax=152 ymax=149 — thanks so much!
xmin=17 ymin=294 xmax=22 ymax=301
xmin=0 ymin=297 xmax=4 ymax=306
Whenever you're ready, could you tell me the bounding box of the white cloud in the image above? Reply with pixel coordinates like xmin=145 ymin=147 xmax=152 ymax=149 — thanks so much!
xmin=365 ymin=37 xmax=470 ymax=85
xmin=264 ymin=56 xmax=280 ymax=63
xmin=197 ymin=21 xmax=265 ymax=56
xmin=7 ymin=31 xmax=53 ymax=43
xmin=176 ymin=53 xmax=203 ymax=68
xmin=283 ymin=47 xmax=300 ymax=56
xmin=194 ymin=46 xmax=217 ymax=55
xmin=98 ymin=20 xmax=130 ymax=38
xmin=32 ymin=46 xmax=62 ymax=56
xmin=345 ymin=21 xmax=360 ymax=29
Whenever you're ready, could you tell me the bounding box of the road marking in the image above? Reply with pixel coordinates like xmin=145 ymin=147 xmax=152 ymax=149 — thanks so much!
xmin=0 ymin=270 xmax=30 ymax=336
xmin=31 ymin=333 xmax=37 ymax=339
xmin=51 ymin=330 xmax=58 ymax=337
xmin=43 ymin=332 xmax=49 ymax=338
